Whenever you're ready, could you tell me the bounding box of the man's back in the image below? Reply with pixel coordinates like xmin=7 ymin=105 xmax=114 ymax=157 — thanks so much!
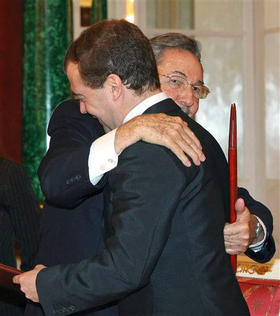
xmin=104 ymin=99 xmax=249 ymax=315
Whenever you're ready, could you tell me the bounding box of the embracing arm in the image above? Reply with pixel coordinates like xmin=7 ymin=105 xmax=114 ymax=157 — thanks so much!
xmin=40 ymin=100 xmax=204 ymax=209
xmin=38 ymin=100 xmax=106 ymax=208
xmin=115 ymin=113 xmax=205 ymax=166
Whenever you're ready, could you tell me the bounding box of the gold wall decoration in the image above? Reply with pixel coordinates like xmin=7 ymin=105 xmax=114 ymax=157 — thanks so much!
xmin=237 ymin=262 xmax=272 ymax=275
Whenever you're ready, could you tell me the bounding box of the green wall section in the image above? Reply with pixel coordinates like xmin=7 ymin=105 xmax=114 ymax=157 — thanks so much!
xmin=22 ymin=0 xmax=73 ymax=201
xmin=91 ymin=0 xmax=107 ymax=23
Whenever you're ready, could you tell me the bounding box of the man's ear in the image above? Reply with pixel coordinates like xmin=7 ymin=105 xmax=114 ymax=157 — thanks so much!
xmin=105 ymin=74 xmax=122 ymax=100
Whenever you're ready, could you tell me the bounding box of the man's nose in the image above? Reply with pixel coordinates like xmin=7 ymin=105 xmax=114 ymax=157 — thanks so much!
xmin=79 ymin=101 xmax=87 ymax=114
xmin=179 ymin=85 xmax=195 ymax=105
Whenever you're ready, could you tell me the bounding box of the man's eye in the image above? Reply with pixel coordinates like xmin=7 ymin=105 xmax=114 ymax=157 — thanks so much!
xmin=169 ymin=78 xmax=183 ymax=87
xmin=192 ymin=86 xmax=201 ymax=92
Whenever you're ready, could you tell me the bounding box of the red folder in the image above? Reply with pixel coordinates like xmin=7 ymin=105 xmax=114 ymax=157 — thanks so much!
xmin=228 ymin=103 xmax=237 ymax=273
xmin=0 ymin=263 xmax=22 ymax=292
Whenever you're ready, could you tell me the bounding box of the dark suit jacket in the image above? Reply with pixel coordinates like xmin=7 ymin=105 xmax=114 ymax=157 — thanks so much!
xmin=25 ymin=101 xmax=117 ymax=316
xmin=36 ymin=99 xmax=251 ymax=316
xmin=0 ymin=157 xmax=41 ymax=315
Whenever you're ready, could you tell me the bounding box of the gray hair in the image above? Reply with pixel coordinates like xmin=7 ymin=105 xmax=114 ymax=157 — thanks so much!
xmin=150 ymin=33 xmax=201 ymax=63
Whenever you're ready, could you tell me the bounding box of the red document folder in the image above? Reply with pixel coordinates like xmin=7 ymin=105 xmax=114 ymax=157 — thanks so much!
xmin=228 ymin=103 xmax=237 ymax=273
xmin=0 ymin=263 xmax=22 ymax=292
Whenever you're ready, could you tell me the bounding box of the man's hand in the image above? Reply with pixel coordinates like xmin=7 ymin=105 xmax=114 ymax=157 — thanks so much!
xmin=115 ymin=113 xmax=205 ymax=167
xmin=13 ymin=264 xmax=46 ymax=302
xmin=224 ymin=198 xmax=263 ymax=255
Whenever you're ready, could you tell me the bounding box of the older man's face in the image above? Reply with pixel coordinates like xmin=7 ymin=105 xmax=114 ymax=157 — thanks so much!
xmin=157 ymin=48 xmax=204 ymax=118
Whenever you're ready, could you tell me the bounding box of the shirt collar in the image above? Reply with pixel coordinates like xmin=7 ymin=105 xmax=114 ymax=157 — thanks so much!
xmin=123 ymin=92 xmax=169 ymax=124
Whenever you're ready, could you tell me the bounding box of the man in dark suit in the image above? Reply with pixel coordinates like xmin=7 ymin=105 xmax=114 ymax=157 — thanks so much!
xmin=15 ymin=19 xmax=250 ymax=315
xmin=149 ymin=32 xmax=275 ymax=261
xmin=0 ymin=156 xmax=41 ymax=315
xmin=25 ymin=41 xmax=204 ymax=316
xmin=25 ymin=100 xmax=201 ymax=316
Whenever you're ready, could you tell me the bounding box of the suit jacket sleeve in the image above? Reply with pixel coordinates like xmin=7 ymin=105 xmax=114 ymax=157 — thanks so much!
xmin=7 ymin=163 xmax=41 ymax=270
xmin=237 ymin=187 xmax=275 ymax=263
xmin=36 ymin=142 xmax=197 ymax=316
xmin=38 ymin=100 xmax=106 ymax=209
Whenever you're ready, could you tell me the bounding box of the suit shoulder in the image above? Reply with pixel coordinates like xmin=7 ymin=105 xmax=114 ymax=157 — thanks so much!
xmin=117 ymin=141 xmax=199 ymax=181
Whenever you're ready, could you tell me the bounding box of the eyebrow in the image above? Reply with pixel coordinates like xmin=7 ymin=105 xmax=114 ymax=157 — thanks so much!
xmin=169 ymin=71 xmax=205 ymax=85
xmin=194 ymin=80 xmax=204 ymax=86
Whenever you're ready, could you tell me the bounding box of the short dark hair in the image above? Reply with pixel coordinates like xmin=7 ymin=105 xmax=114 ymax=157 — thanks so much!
xmin=150 ymin=33 xmax=201 ymax=63
xmin=64 ymin=19 xmax=160 ymax=95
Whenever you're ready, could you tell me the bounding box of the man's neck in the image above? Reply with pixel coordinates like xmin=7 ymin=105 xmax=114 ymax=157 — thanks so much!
xmin=103 ymin=88 xmax=162 ymax=131
xmin=122 ymin=89 xmax=161 ymax=121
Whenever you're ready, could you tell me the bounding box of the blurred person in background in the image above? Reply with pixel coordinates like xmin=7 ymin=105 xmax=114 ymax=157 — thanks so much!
xmin=0 ymin=156 xmax=41 ymax=315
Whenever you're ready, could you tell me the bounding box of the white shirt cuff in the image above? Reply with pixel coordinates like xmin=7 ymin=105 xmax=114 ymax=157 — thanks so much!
xmin=249 ymin=215 xmax=267 ymax=252
xmin=88 ymin=129 xmax=118 ymax=185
